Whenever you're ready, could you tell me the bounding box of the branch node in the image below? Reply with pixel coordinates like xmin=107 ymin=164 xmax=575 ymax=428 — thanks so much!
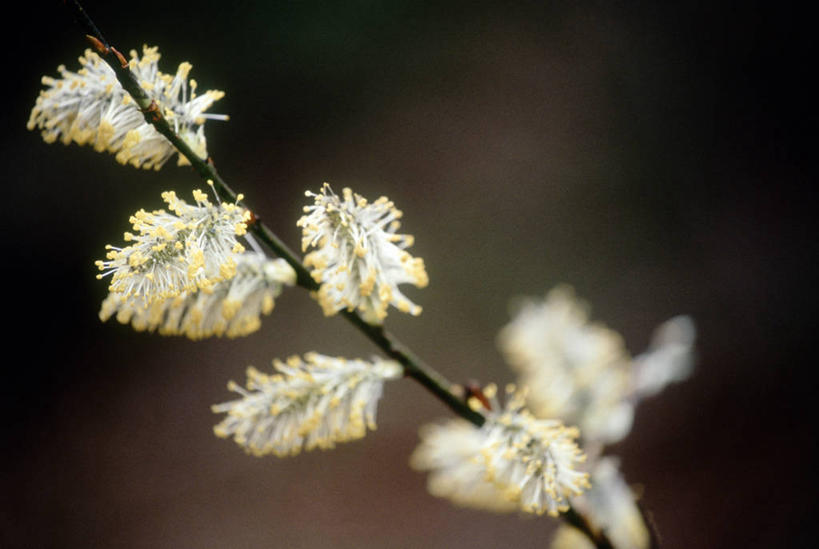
xmin=142 ymin=99 xmax=161 ymax=122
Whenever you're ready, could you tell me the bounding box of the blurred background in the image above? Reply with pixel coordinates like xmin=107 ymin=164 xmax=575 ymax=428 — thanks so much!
xmin=2 ymin=1 xmax=813 ymax=547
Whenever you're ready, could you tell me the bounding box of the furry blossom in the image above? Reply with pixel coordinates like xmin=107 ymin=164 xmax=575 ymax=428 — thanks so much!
xmin=632 ymin=315 xmax=696 ymax=399
xmin=498 ymin=285 xmax=630 ymax=424
xmin=27 ymin=45 xmax=226 ymax=170
xmin=411 ymin=384 xmax=590 ymax=516
xmin=99 ymin=253 xmax=295 ymax=339
xmin=95 ymin=189 xmax=250 ymax=303
xmin=551 ymin=458 xmax=649 ymax=549
xmin=409 ymin=417 xmax=516 ymax=513
xmin=498 ymin=286 xmax=695 ymax=445
xmin=212 ymin=353 xmax=402 ymax=457
xmin=297 ymin=184 xmax=428 ymax=324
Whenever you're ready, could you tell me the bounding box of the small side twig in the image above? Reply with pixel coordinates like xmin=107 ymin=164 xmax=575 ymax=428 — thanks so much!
xmin=637 ymin=500 xmax=662 ymax=549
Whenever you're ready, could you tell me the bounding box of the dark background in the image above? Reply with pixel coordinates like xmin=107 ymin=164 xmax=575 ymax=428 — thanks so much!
xmin=2 ymin=1 xmax=814 ymax=547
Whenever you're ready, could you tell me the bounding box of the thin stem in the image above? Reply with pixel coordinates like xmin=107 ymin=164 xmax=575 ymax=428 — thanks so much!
xmin=340 ymin=309 xmax=485 ymax=426
xmin=60 ymin=2 xmax=613 ymax=547
xmin=637 ymin=501 xmax=662 ymax=549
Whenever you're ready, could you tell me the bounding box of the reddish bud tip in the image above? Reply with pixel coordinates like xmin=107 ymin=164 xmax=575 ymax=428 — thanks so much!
xmin=110 ymin=46 xmax=128 ymax=68
xmin=85 ymin=35 xmax=109 ymax=55
xmin=464 ymin=381 xmax=492 ymax=411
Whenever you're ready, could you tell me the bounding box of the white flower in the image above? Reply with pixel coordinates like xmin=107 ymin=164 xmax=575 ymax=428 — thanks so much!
xmin=95 ymin=189 xmax=250 ymax=303
xmin=480 ymin=386 xmax=591 ymax=516
xmin=297 ymin=184 xmax=428 ymax=324
xmin=411 ymin=384 xmax=590 ymax=516
xmin=551 ymin=458 xmax=649 ymax=549
xmin=99 ymin=252 xmax=296 ymax=339
xmin=498 ymin=286 xmax=632 ymax=444
xmin=27 ymin=45 xmax=227 ymax=170
xmin=632 ymin=315 xmax=696 ymax=399
xmin=498 ymin=286 xmax=695 ymax=445
xmin=212 ymin=353 xmax=402 ymax=457
xmin=409 ymin=418 xmax=517 ymax=513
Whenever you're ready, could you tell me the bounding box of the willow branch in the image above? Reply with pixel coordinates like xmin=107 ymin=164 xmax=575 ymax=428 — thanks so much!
xmin=61 ymin=1 xmax=615 ymax=547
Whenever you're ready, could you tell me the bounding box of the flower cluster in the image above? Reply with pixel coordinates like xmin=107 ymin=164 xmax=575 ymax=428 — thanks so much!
xmin=498 ymin=286 xmax=695 ymax=446
xmin=491 ymin=287 xmax=694 ymax=545
xmin=95 ymin=189 xmax=250 ymax=304
xmin=27 ymin=45 xmax=226 ymax=170
xmin=297 ymin=184 xmax=428 ymax=324
xmin=212 ymin=353 xmax=402 ymax=456
xmin=28 ymin=19 xmax=701 ymax=548
xmin=99 ymin=252 xmax=295 ymax=339
xmin=411 ymin=384 xmax=590 ymax=516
